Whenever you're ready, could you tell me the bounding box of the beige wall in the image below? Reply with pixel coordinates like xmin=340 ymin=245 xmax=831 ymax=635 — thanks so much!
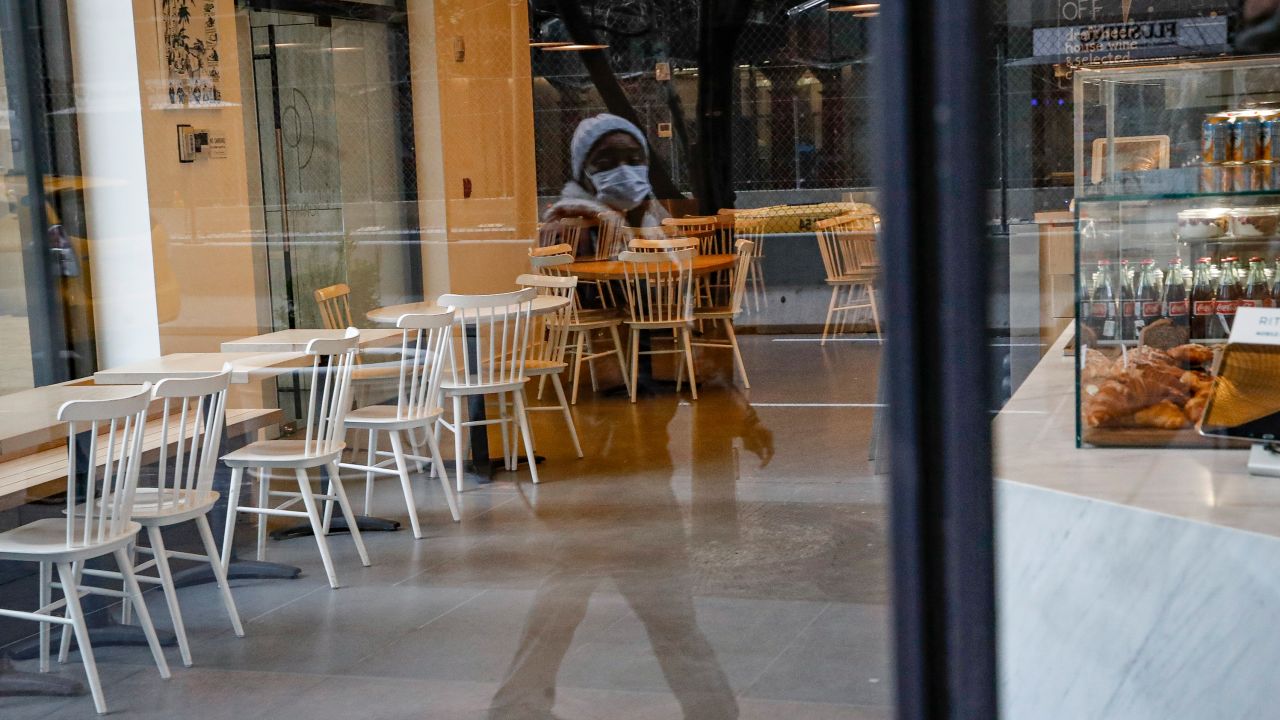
xmin=409 ymin=0 xmax=538 ymax=296
xmin=132 ymin=0 xmax=260 ymax=355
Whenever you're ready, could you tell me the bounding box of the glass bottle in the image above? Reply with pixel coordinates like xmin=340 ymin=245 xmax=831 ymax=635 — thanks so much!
xmin=1163 ymin=258 xmax=1188 ymax=330
xmin=1190 ymin=257 xmax=1215 ymax=340
xmin=1133 ymin=259 xmax=1161 ymax=337
xmin=1242 ymin=256 xmax=1274 ymax=309
xmin=1214 ymin=256 xmax=1242 ymax=338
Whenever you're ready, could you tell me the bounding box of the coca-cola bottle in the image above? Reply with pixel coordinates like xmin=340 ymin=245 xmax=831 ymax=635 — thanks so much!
xmin=1133 ymin=259 xmax=1162 ymax=336
xmin=1214 ymin=256 xmax=1242 ymax=338
xmin=1119 ymin=260 xmax=1138 ymax=341
xmin=1242 ymin=256 xmax=1274 ymax=309
xmin=1163 ymin=258 xmax=1189 ymax=330
xmin=1093 ymin=259 xmax=1119 ymax=343
xmin=1190 ymin=257 xmax=1215 ymax=340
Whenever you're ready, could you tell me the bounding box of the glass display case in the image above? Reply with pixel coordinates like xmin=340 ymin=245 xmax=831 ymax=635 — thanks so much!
xmin=1074 ymin=192 xmax=1280 ymax=448
xmin=1074 ymin=55 xmax=1280 ymax=199
xmin=1071 ymin=56 xmax=1280 ymax=448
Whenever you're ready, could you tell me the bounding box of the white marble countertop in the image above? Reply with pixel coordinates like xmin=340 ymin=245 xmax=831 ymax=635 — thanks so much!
xmin=995 ymin=325 xmax=1280 ymax=540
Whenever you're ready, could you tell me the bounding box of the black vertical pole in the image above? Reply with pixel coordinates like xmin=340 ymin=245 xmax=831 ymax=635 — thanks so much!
xmin=874 ymin=0 xmax=998 ymax=718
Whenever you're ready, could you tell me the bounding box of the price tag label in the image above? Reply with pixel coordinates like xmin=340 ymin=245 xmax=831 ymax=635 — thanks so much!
xmin=1229 ymin=307 xmax=1280 ymax=345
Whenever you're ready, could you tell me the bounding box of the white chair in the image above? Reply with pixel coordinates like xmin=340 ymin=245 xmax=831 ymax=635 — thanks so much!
xmin=693 ymin=239 xmax=755 ymax=388
xmin=516 ymin=274 xmax=584 ymax=458
xmin=816 ymin=215 xmax=882 ymax=345
xmin=530 ymin=253 xmax=631 ymax=403
xmin=629 ymin=236 xmax=698 ymax=253
xmin=90 ymin=370 xmax=244 ymax=669
xmin=340 ymin=312 xmax=461 ymax=539
xmin=0 ymin=386 xmax=170 ymax=714
xmin=220 ymin=328 xmax=370 ymax=589
xmin=618 ymin=248 xmax=698 ymax=402
xmin=735 ymin=216 xmax=768 ymax=311
xmin=436 ymin=288 xmax=541 ymax=488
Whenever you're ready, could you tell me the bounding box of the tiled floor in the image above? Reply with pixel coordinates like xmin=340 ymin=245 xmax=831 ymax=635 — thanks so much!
xmin=0 ymin=335 xmax=892 ymax=719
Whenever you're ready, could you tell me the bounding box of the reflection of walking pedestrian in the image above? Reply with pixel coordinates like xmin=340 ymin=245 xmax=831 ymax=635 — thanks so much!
xmin=488 ymin=391 xmax=772 ymax=719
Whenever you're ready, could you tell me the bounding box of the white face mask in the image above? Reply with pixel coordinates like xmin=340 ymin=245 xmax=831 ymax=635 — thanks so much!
xmin=589 ymin=164 xmax=652 ymax=211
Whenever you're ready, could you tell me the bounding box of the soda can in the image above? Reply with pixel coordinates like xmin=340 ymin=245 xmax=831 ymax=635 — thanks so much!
xmin=1200 ymin=164 xmax=1225 ymax=193
xmin=1264 ymin=117 xmax=1280 ymax=161
xmin=1235 ymin=115 xmax=1264 ymax=163
xmin=1254 ymin=160 xmax=1278 ymax=191
xmin=1202 ymin=113 xmax=1232 ymax=164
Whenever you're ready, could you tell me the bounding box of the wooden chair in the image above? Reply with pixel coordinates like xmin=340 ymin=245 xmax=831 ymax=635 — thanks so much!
xmin=220 ymin=329 xmax=370 ymax=589
xmin=531 ymin=254 xmax=631 ymax=403
xmin=692 ymin=239 xmax=755 ymax=388
xmin=595 ymin=211 xmax=630 ymax=260
xmin=100 ymin=370 xmax=244 ymax=669
xmin=515 ymin=274 xmax=583 ymax=458
xmin=530 ymin=243 xmax=574 ymax=259
xmin=629 ymin=236 xmax=698 ymax=253
xmin=618 ymin=248 xmax=698 ymax=402
xmin=662 ymin=216 xmax=720 ymax=254
xmin=435 ymin=288 xmax=541 ymax=488
xmin=734 ymin=216 xmax=768 ymax=312
xmin=538 ymin=216 xmax=597 ymax=254
xmin=815 ymin=215 xmax=882 ymax=345
xmin=340 ymin=312 xmax=460 ymax=540
xmin=0 ymin=386 xmax=170 ymax=714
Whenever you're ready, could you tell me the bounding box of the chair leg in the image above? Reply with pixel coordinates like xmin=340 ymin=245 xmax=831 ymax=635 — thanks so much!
xmin=388 ymin=430 xmax=424 ymax=539
xmin=868 ymin=281 xmax=883 ymax=342
xmin=725 ymin=319 xmax=750 ymax=389
xmin=550 ymin=375 xmax=583 ymax=458
xmin=452 ymin=396 xmax=466 ymax=494
xmin=56 ymin=562 xmax=106 ymax=714
xmin=295 ymin=468 xmax=340 ymax=589
xmin=512 ymin=391 xmax=540 ymax=484
xmin=497 ymin=392 xmax=513 ymax=472
xmin=113 ymin=548 xmax=171 ymax=680
xmin=38 ymin=561 xmax=50 ymax=673
xmin=328 ymin=461 xmax=370 ymax=568
xmin=629 ymin=329 xmax=640 ymax=403
xmin=585 ymin=333 xmax=599 ymax=392
xmin=364 ymin=428 xmax=377 ymax=514
xmin=822 ymin=285 xmax=840 ymax=345
xmin=571 ymin=331 xmax=586 ymax=405
xmin=222 ymin=466 xmax=244 ymax=573
xmin=407 ymin=428 xmax=426 ymax=474
xmin=196 ymin=514 xmax=244 ymax=637
xmin=426 ymin=423 xmax=460 ymax=522
xmin=609 ymin=325 xmax=631 ymax=398
xmin=256 ymin=468 xmax=270 ymax=562
xmin=58 ymin=562 xmax=82 ymax=663
xmin=120 ymin=544 xmax=135 ymax=626
xmin=146 ymin=526 xmax=192 ymax=668
xmin=681 ymin=327 xmax=698 ymax=400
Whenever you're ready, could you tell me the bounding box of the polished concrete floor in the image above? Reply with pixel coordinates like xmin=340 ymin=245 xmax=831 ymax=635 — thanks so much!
xmin=0 ymin=334 xmax=892 ymax=719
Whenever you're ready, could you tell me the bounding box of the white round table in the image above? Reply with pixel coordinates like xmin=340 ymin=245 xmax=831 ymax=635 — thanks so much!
xmin=365 ymin=296 xmax=569 ymax=325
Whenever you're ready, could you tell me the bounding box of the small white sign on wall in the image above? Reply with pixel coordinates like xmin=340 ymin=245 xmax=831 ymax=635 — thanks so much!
xmin=206 ymin=132 xmax=228 ymax=160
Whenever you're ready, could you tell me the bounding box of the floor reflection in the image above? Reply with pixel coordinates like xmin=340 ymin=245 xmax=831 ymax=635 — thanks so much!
xmin=490 ymin=378 xmax=773 ymax=719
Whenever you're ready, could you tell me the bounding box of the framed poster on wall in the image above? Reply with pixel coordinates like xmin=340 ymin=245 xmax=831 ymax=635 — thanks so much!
xmin=155 ymin=0 xmax=222 ymax=107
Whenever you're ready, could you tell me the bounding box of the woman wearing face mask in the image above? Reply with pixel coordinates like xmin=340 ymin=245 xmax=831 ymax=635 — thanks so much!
xmin=543 ymin=114 xmax=669 ymax=253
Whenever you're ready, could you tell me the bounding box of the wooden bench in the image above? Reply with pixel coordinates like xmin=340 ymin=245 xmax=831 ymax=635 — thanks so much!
xmin=0 ymin=407 xmax=282 ymax=511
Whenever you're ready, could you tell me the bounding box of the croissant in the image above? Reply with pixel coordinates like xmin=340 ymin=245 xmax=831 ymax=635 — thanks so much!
xmin=1133 ymin=400 xmax=1189 ymax=429
xmin=1168 ymin=343 xmax=1215 ymax=367
xmin=1125 ymin=345 xmax=1173 ymax=368
xmin=1184 ymin=392 xmax=1210 ymax=423
xmin=1180 ymin=370 xmax=1212 ymax=395
xmin=1083 ymin=368 xmax=1190 ymax=427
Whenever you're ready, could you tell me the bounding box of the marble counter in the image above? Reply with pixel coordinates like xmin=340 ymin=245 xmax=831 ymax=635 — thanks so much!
xmin=996 ymin=326 xmax=1280 ymax=719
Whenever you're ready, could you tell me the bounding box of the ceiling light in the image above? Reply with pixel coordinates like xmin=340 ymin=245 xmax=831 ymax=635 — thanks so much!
xmin=529 ymin=41 xmax=572 ymax=48
xmin=828 ymin=2 xmax=880 ymax=11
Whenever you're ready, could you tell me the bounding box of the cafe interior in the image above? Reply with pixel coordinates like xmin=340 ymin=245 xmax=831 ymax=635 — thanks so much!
xmin=0 ymin=0 xmax=890 ymax=717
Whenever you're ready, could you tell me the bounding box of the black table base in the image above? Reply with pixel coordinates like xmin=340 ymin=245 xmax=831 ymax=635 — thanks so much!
xmin=7 ymin=596 xmax=176 ymax=661
xmin=269 ymin=514 xmax=401 ymax=540
xmin=0 ymin=656 xmax=84 ymax=698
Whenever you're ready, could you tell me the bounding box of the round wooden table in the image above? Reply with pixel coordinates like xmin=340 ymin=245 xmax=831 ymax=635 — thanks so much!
xmin=566 ymin=253 xmax=736 ymax=280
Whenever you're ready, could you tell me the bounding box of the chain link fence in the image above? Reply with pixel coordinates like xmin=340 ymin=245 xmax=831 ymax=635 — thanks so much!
xmin=530 ymin=1 xmax=875 ymax=209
